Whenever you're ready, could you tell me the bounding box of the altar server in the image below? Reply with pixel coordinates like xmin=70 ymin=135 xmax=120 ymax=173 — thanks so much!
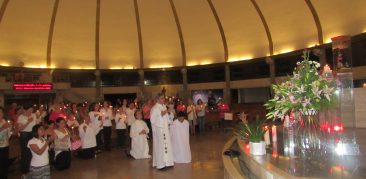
xmin=129 ymin=110 xmax=150 ymax=159
xmin=170 ymin=112 xmax=191 ymax=163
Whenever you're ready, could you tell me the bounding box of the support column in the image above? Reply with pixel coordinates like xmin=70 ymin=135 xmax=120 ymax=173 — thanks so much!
xmin=224 ymin=64 xmax=231 ymax=104
xmin=265 ymin=57 xmax=276 ymax=85
xmin=0 ymin=91 xmax=4 ymax=107
xmin=266 ymin=57 xmax=276 ymax=97
xmin=138 ymin=69 xmax=145 ymax=101
xmin=181 ymin=68 xmax=188 ymax=103
xmin=95 ymin=70 xmax=102 ymax=101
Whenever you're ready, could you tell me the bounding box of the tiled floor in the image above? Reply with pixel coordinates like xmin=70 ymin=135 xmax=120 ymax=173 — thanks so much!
xmin=8 ymin=131 xmax=232 ymax=179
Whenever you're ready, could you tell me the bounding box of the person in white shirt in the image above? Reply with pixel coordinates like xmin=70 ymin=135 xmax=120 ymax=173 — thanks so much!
xmin=66 ymin=114 xmax=79 ymax=130
xmin=126 ymin=102 xmax=136 ymax=127
xmin=28 ymin=124 xmax=52 ymax=179
xmin=130 ymin=110 xmax=150 ymax=159
xmin=195 ymin=99 xmax=206 ymax=133
xmin=115 ymin=107 xmax=127 ymax=149
xmin=151 ymin=93 xmax=174 ymax=169
xmin=186 ymin=99 xmax=197 ymax=135
xmin=35 ymin=105 xmax=47 ymax=125
xmin=78 ymin=115 xmax=97 ymax=159
xmin=100 ymin=101 xmax=113 ymax=151
xmin=170 ymin=112 xmax=191 ymax=163
xmin=167 ymin=102 xmax=176 ymax=125
xmin=17 ymin=104 xmax=37 ymax=175
xmin=0 ymin=106 xmax=12 ymax=179
xmin=89 ymin=103 xmax=103 ymax=153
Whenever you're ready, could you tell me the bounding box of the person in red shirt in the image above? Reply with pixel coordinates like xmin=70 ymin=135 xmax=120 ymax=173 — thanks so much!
xmin=49 ymin=104 xmax=66 ymax=123
xmin=176 ymin=101 xmax=186 ymax=113
xmin=217 ymin=100 xmax=230 ymax=129
xmin=7 ymin=102 xmax=17 ymax=123
xmin=142 ymin=99 xmax=154 ymax=137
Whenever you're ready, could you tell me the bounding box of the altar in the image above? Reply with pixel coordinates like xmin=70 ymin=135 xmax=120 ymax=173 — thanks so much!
xmin=223 ymin=128 xmax=366 ymax=179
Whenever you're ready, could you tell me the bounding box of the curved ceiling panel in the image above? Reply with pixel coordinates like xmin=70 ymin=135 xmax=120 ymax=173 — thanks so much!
xmin=0 ymin=0 xmax=53 ymax=68
xmin=0 ymin=0 xmax=365 ymax=69
xmin=99 ymin=0 xmax=139 ymax=70
xmin=174 ymin=0 xmax=224 ymax=66
xmin=51 ymin=0 xmax=96 ymax=69
xmin=312 ymin=0 xmax=366 ymax=43
xmin=212 ymin=0 xmax=268 ymax=61
xmin=139 ymin=0 xmax=181 ymax=68
xmin=256 ymin=0 xmax=318 ymax=55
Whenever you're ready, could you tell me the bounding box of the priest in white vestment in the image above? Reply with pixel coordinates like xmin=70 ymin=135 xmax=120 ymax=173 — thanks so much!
xmin=170 ymin=112 xmax=191 ymax=163
xmin=130 ymin=110 xmax=151 ymax=159
xmin=151 ymin=93 xmax=174 ymax=169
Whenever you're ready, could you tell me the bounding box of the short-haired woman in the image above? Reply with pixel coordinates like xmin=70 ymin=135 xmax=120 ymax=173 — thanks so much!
xmin=28 ymin=124 xmax=52 ymax=179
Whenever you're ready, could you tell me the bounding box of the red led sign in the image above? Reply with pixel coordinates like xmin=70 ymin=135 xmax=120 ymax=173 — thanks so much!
xmin=13 ymin=83 xmax=53 ymax=91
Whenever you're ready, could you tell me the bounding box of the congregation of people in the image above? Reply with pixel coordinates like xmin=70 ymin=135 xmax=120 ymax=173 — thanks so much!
xmin=0 ymin=93 xmax=231 ymax=179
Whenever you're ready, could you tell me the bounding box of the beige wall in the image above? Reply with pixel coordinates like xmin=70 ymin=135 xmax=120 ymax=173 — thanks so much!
xmin=355 ymin=88 xmax=366 ymax=128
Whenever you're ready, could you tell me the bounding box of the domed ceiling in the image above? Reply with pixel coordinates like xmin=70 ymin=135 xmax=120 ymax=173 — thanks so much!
xmin=0 ymin=0 xmax=365 ymax=69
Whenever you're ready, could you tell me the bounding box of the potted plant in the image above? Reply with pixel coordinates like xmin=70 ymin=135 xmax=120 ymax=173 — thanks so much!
xmin=235 ymin=116 xmax=268 ymax=155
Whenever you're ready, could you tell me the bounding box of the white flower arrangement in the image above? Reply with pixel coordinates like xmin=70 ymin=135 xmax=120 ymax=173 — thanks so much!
xmin=265 ymin=50 xmax=336 ymax=120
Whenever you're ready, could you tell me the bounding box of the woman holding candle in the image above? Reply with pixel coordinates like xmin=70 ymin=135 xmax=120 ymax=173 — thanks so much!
xmin=115 ymin=107 xmax=127 ymax=149
xmin=78 ymin=115 xmax=97 ymax=159
xmin=53 ymin=117 xmax=71 ymax=170
xmin=0 ymin=106 xmax=12 ymax=179
xmin=66 ymin=114 xmax=79 ymax=130
xmin=100 ymin=101 xmax=113 ymax=151
xmin=27 ymin=124 xmax=52 ymax=179
xmin=186 ymin=99 xmax=197 ymax=135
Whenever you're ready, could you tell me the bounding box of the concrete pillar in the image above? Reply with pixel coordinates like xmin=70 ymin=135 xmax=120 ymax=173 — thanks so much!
xmin=138 ymin=69 xmax=145 ymax=101
xmin=265 ymin=57 xmax=275 ymax=85
xmin=94 ymin=70 xmax=102 ymax=101
xmin=181 ymin=68 xmax=188 ymax=103
xmin=224 ymin=64 xmax=231 ymax=104
xmin=0 ymin=91 xmax=4 ymax=107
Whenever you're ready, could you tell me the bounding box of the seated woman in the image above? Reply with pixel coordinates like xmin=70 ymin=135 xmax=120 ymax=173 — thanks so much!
xmin=78 ymin=115 xmax=97 ymax=159
xmin=27 ymin=124 xmax=52 ymax=179
xmin=53 ymin=117 xmax=71 ymax=170
xmin=130 ymin=110 xmax=150 ymax=159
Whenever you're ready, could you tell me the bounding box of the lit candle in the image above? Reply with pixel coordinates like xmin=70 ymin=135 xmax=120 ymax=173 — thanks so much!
xmin=272 ymin=125 xmax=277 ymax=142
xmin=264 ymin=126 xmax=270 ymax=145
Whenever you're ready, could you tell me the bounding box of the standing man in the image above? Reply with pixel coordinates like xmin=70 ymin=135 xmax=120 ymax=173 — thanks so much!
xmin=150 ymin=93 xmax=174 ymax=170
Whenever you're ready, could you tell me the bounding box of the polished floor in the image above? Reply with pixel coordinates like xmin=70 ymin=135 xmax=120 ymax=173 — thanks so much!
xmin=9 ymin=131 xmax=232 ymax=179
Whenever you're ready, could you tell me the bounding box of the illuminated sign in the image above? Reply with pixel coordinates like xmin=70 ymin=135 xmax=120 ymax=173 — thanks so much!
xmin=13 ymin=83 xmax=53 ymax=90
